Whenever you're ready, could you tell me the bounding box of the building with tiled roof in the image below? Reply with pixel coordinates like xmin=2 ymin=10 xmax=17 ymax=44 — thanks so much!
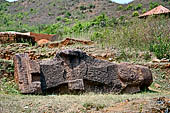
xmin=139 ymin=5 xmax=170 ymax=18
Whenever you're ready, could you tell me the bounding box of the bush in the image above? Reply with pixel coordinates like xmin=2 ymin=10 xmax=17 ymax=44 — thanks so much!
xmin=30 ymin=8 xmax=34 ymax=12
xmin=132 ymin=11 xmax=139 ymax=17
xmin=89 ymin=4 xmax=95 ymax=9
xmin=56 ymin=16 xmax=62 ymax=21
xmin=0 ymin=2 xmax=10 ymax=11
xmin=92 ymin=13 xmax=109 ymax=27
xmin=16 ymin=12 xmax=24 ymax=20
xmin=80 ymin=5 xmax=87 ymax=10
xmin=0 ymin=77 xmax=20 ymax=94
xmin=125 ymin=4 xmax=133 ymax=10
xmin=42 ymin=23 xmax=62 ymax=34
xmin=142 ymin=8 xmax=147 ymax=13
xmin=134 ymin=3 xmax=142 ymax=10
xmin=71 ymin=22 xmax=90 ymax=33
xmin=149 ymin=37 xmax=170 ymax=59
xmin=48 ymin=12 xmax=54 ymax=16
xmin=65 ymin=11 xmax=71 ymax=18
xmin=149 ymin=2 xmax=159 ymax=10
xmin=117 ymin=5 xmax=123 ymax=10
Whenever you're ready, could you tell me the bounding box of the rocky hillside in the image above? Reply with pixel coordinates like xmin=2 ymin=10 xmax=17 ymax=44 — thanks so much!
xmin=3 ymin=0 xmax=169 ymax=25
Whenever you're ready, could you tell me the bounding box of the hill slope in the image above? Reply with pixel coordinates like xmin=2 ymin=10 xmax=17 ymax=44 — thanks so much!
xmin=5 ymin=0 xmax=169 ymax=25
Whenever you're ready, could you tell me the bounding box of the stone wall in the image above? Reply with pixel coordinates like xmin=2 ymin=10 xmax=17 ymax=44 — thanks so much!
xmin=0 ymin=33 xmax=36 ymax=45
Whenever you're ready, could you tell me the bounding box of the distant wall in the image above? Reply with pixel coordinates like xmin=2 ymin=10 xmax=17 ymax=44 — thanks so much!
xmin=0 ymin=33 xmax=36 ymax=45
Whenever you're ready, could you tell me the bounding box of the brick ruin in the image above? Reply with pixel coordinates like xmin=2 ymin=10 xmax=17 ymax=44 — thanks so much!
xmin=0 ymin=32 xmax=56 ymax=45
xmin=0 ymin=32 xmax=36 ymax=45
xmin=14 ymin=49 xmax=153 ymax=94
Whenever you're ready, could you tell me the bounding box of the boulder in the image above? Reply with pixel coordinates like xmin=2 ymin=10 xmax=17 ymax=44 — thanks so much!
xmin=14 ymin=49 xmax=153 ymax=94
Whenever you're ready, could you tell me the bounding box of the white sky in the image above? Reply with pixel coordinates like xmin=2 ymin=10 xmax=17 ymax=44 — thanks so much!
xmin=111 ymin=0 xmax=134 ymax=4
xmin=6 ymin=0 xmax=17 ymax=2
xmin=6 ymin=0 xmax=134 ymax=4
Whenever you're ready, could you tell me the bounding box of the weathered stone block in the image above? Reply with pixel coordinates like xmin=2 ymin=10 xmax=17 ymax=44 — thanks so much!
xmin=14 ymin=53 xmax=41 ymax=94
xmin=14 ymin=49 xmax=153 ymax=94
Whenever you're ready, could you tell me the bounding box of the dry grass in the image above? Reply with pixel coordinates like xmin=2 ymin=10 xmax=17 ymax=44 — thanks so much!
xmin=0 ymin=92 xmax=169 ymax=113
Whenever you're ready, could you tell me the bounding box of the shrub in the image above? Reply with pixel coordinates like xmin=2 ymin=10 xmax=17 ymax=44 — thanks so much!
xmin=42 ymin=23 xmax=62 ymax=34
xmin=65 ymin=11 xmax=71 ymax=18
xmin=53 ymin=3 xmax=56 ymax=6
xmin=108 ymin=0 xmax=112 ymax=3
xmin=89 ymin=9 xmax=93 ymax=13
xmin=48 ymin=12 xmax=54 ymax=16
xmin=89 ymin=4 xmax=95 ymax=9
xmin=132 ymin=11 xmax=139 ymax=17
xmin=117 ymin=5 xmax=123 ymax=10
xmin=119 ymin=16 xmax=125 ymax=21
xmin=30 ymin=8 xmax=34 ymax=12
xmin=125 ymin=4 xmax=133 ymax=10
xmin=17 ymin=12 xmax=24 ymax=20
xmin=134 ymin=3 xmax=142 ymax=10
xmin=56 ymin=16 xmax=62 ymax=21
xmin=149 ymin=37 xmax=170 ymax=59
xmin=63 ymin=18 xmax=72 ymax=23
xmin=108 ymin=17 xmax=118 ymax=26
xmin=142 ymin=8 xmax=147 ymax=13
xmin=92 ymin=13 xmax=109 ymax=27
xmin=71 ymin=22 xmax=84 ymax=33
xmin=0 ymin=2 xmax=10 ymax=11
xmin=149 ymin=2 xmax=159 ymax=10
xmin=0 ymin=77 xmax=20 ymax=94
xmin=80 ymin=5 xmax=87 ymax=10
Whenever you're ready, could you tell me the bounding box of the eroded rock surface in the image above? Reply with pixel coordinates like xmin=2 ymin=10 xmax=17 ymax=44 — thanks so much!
xmin=14 ymin=49 xmax=153 ymax=94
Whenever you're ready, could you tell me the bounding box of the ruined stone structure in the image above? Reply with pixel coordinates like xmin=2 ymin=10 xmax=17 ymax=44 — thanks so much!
xmin=14 ymin=50 xmax=153 ymax=94
xmin=0 ymin=31 xmax=56 ymax=45
xmin=47 ymin=38 xmax=94 ymax=48
xmin=0 ymin=32 xmax=36 ymax=45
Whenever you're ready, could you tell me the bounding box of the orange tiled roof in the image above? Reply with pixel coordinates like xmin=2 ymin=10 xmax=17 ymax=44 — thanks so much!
xmin=139 ymin=5 xmax=170 ymax=18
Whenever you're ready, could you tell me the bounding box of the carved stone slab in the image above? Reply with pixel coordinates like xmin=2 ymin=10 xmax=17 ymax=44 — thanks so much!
xmin=14 ymin=49 xmax=153 ymax=94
